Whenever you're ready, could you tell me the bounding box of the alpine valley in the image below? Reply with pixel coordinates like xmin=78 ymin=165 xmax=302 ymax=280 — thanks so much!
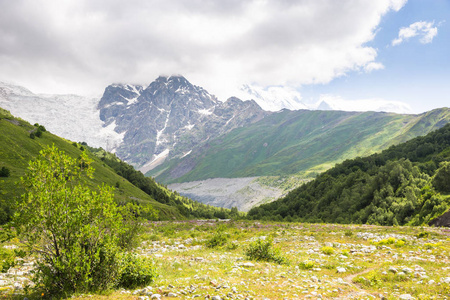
xmin=1 ymin=76 xmax=450 ymax=211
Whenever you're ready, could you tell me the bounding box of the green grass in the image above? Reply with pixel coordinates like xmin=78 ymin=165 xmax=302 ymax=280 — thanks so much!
xmin=150 ymin=108 xmax=450 ymax=184
xmin=0 ymin=107 xmax=182 ymax=220
xmin=4 ymin=220 xmax=450 ymax=299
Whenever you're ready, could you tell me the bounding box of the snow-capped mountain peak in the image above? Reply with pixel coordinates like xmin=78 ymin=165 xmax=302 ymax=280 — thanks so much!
xmin=98 ymin=75 xmax=269 ymax=170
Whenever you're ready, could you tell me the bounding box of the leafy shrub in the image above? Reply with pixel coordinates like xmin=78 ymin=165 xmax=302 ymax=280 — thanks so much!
xmin=375 ymin=237 xmax=397 ymax=246
xmin=0 ymin=248 xmax=15 ymax=272
xmin=416 ymin=231 xmax=429 ymax=239
xmin=35 ymin=129 xmax=42 ymax=138
xmin=344 ymin=230 xmax=353 ymax=237
xmin=424 ymin=242 xmax=441 ymax=249
xmin=298 ymin=260 xmax=315 ymax=270
xmin=395 ymin=240 xmax=405 ymax=247
xmin=29 ymin=132 xmax=35 ymax=139
xmin=0 ymin=166 xmax=10 ymax=177
xmin=321 ymin=246 xmax=335 ymax=255
xmin=226 ymin=241 xmax=239 ymax=250
xmin=14 ymin=146 xmax=146 ymax=296
xmin=117 ymin=253 xmax=157 ymax=289
xmin=432 ymin=162 xmax=450 ymax=193
xmin=117 ymin=202 xmax=157 ymax=250
xmin=206 ymin=231 xmax=229 ymax=248
xmin=245 ymin=238 xmax=288 ymax=265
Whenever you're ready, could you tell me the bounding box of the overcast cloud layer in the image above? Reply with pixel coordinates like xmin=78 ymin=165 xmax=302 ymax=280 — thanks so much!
xmin=0 ymin=0 xmax=407 ymax=100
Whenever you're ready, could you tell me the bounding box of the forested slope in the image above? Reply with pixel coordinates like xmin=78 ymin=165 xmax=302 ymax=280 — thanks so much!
xmin=248 ymin=123 xmax=450 ymax=225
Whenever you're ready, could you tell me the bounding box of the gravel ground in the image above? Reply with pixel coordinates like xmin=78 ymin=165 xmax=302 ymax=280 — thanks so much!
xmin=168 ymin=177 xmax=284 ymax=212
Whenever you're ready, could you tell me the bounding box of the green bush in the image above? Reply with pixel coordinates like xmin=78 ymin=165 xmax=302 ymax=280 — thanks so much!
xmin=117 ymin=253 xmax=157 ymax=289
xmin=416 ymin=231 xmax=429 ymax=239
xmin=226 ymin=241 xmax=239 ymax=250
xmin=0 ymin=248 xmax=15 ymax=272
xmin=118 ymin=202 xmax=157 ymax=250
xmin=35 ymin=129 xmax=42 ymax=138
xmin=0 ymin=166 xmax=10 ymax=177
xmin=14 ymin=146 xmax=146 ymax=296
xmin=205 ymin=231 xmax=229 ymax=248
xmin=433 ymin=162 xmax=450 ymax=193
xmin=321 ymin=246 xmax=335 ymax=255
xmin=245 ymin=238 xmax=288 ymax=265
xmin=299 ymin=260 xmax=315 ymax=270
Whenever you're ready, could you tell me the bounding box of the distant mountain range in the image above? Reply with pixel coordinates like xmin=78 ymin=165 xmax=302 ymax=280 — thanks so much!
xmin=1 ymin=76 xmax=450 ymax=211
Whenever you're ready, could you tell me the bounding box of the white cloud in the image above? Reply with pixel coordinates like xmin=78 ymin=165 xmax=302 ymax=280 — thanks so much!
xmin=364 ymin=62 xmax=385 ymax=72
xmin=237 ymin=84 xmax=307 ymax=111
xmin=392 ymin=21 xmax=438 ymax=46
xmin=316 ymin=94 xmax=413 ymax=114
xmin=0 ymin=0 xmax=407 ymax=99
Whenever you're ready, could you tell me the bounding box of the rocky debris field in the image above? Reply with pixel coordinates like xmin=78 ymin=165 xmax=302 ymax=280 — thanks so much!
xmin=2 ymin=221 xmax=450 ymax=299
xmin=168 ymin=178 xmax=284 ymax=212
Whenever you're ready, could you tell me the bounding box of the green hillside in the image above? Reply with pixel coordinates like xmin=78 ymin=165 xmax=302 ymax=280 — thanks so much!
xmin=150 ymin=108 xmax=450 ymax=183
xmin=0 ymin=107 xmax=233 ymax=223
xmin=247 ymin=123 xmax=450 ymax=225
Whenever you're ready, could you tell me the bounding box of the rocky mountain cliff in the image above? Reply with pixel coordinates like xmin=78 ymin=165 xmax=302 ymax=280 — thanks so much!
xmin=98 ymin=75 xmax=270 ymax=171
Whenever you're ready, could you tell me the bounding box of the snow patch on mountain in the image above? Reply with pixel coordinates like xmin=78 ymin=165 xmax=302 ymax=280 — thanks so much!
xmin=139 ymin=148 xmax=170 ymax=173
xmin=315 ymin=95 xmax=413 ymax=114
xmin=182 ymin=150 xmax=192 ymax=158
xmin=238 ymin=84 xmax=307 ymax=111
xmin=198 ymin=108 xmax=213 ymax=115
xmin=183 ymin=123 xmax=195 ymax=130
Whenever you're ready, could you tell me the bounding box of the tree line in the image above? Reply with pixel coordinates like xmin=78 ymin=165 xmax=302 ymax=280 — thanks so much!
xmin=90 ymin=147 xmax=239 ymax=220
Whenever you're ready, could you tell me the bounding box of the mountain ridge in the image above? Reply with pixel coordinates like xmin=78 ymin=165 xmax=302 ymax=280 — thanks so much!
xmin=97 ymin=75 xmax=270 ymax=169
xmin=149 ymin=107 xmax=450 ymax=184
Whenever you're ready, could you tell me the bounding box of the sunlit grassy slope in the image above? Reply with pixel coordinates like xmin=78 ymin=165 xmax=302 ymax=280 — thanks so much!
xmin=0 ymin=107 xmax=182 ymax=220
xmin=151 ymin=108 xmax=450 ymax=183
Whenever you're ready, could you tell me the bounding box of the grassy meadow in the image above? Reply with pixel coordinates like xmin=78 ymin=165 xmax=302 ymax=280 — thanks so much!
xmin=2 ymin=220 xmax=450 ymax=299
